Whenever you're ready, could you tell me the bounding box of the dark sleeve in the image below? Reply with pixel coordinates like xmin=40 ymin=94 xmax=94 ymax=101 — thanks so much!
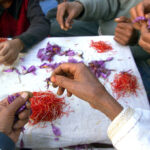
xmin=18 ymin=0 xmax=50 ymax=50
xmin=0 ymin=132 xmax=15 ymax=150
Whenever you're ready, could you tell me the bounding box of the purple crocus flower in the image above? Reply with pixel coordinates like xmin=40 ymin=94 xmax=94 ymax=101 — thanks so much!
xmin=7 ymin=94 xmax=27 ymax=114
xmin=88 ymin=58 xmax=113 ymax=79
xmin=37 ymin=42 xmax=61 ymax=62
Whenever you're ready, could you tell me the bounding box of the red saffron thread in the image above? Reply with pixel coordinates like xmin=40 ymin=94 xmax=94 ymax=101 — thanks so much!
xmin=90 ymin=40 xmax=112 ymax=53
xmin=111 ymin=72 xmax=138 ymax=99
xmin=29 ymin=91 xmax=66 ymax=125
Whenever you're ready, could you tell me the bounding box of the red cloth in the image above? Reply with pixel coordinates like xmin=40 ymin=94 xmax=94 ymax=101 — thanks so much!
xmin=0 ymin=0 xmax=30 ymax=37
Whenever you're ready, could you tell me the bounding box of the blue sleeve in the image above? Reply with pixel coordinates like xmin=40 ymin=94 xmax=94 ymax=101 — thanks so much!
xmin=0 ymin=132 xmax=15 ymax=150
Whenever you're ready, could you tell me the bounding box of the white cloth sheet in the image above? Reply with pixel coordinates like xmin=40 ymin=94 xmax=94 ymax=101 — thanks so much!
xmin=0 ymin=36 xmax=149 ymax=148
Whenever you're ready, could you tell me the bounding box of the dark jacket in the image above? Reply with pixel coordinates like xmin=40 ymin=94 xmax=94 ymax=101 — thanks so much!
xmin=0 ymin=0 xmax=50 ymax=49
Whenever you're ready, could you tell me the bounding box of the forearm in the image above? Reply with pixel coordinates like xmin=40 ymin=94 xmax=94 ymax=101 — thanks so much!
xmin=76 ymin=0 xmax=120 ymax=21
xmin=18 ymin=0 xmax=50 ymax=50
xmin=94 ymin=91 xmax=123 ymax=121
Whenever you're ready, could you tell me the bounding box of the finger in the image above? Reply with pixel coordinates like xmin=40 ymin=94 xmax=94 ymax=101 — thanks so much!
xmin=13 ymin=119 xmax=28 ymax=129
xmin=139 ymin=38 xmax=150 ymax=52
xmin=51 ymin=75 xmax=77 ymax=93
xmin=0 ymin=53 xmax=12 ymax=64
xmin=114 ymin=37 xmax=127 ymax=45
xmin=0 ymin=43 xmax=4 ymax=50
xmin=57 ymin=86 xmax=65 ymax=95
xmin=136 ymin=2 xmax=145 ymax=17
xmin=9 ymin=129 xmax=21 ymax=143
xmin=0 ymin=46 xmax=9 ymax=56
xmin=115 ymin=27 xmax=130 ymax=36
xmin=130 ymin=7 xmax=138 ymax=21
xmin=18 ymin=109 xmax=31 ymax=120
xmin=51 ymin=63 xmax=77 ymax=77
xmin=57 ymin=4 xmax=66 ymax=30
xmin=65 ymin=12 xmax=75 ymax=28
xmin=117 ymin=23 xmax=132 ymax=30
xmin=115 ymin=16 xmax=130 ymax=23
xmin=67 ymin=90 xmax=72 ymax=97
xmin=114 ymin=32 xmax=129 ymax=45
xmin=8 ymin=92 xmax=29 ymax=113
xmin=141 ymin=23 xmax=149 ymax=33
xmin=52 ymin=83 xmax=58 ymax=88
xmin=4 ymin=57 xmax=17 ymax=66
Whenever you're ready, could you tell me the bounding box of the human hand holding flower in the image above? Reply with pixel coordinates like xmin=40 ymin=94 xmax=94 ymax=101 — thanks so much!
xmin=0 ymin=92 xmax=31 ymax=143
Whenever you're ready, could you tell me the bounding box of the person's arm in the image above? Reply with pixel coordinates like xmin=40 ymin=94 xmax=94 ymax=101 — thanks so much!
xmin=50 ymin=63 xmax=150 ymax=150
xmin=108 ymin=107 xmax=150 ymax=150
xmin=18 ymin=0 xmax=50 ymax=50
xmin=76 ymin=0 xmax=120 ymax=21
xmin=56 ymin=0 xmax=120 ymax=30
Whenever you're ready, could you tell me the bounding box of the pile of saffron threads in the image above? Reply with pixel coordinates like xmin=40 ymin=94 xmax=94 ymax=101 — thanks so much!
xmin=29 ymin=91 xmax=66 ymax=125
xmin=90 ymin=40 xmax=112 ymax=53
xmin=111 ymin=72 xmax=138 ymax=99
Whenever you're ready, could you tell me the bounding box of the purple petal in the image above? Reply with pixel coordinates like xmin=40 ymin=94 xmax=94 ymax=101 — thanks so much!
xmin=27 ymin=66 xmax=36 ymax=75
xmin=37 ymin=48 xmax=44 ymax=58
xmin=39 ymin=63 xmax=49 ymax=69
xmin=52 ymin=124 xmax=61 ymax=136
xmin=106 ymin=57 xmax=113 ymax=62
xmin=8 ymin=94 xmax=26 ymax=114
xmin=3 ymin=68 xmax=14 ymax=72
xmin=68 ymin=58 xmax=78 ymax=63
xmin=54 ymin=137 xmax=59 ymax=141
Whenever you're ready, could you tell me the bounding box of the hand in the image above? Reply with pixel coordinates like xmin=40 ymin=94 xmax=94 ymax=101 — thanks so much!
xmin=0 ymin=39 xmax=24 ymax=66
xmin=114 ymin=16 xmax=138 ymax=45
xmin=139 ymin=23 xmax=150 ymax=53
xmin=0 ymin=92 xmax=31 ymax=143
xmin=130 ymin=0 xmax=150 ymax=30
xmin=51 ymin=63 xmax=123 ymax=120
xmin=57 ymin=1 xmax=84 ymax=31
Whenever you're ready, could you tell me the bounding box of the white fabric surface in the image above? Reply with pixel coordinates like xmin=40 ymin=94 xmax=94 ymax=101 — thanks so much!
xmin=108 ymin=107 xmax=150 ymax=150
xmin=0 ymin=36 xmax=149 ymax=148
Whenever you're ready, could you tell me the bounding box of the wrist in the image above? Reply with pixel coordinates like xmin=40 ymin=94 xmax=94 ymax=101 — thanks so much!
xmin=93 ymin=89 xmax=123 ymax=121
xmin=74 ymin=1 xmax=84 ymax=17
xmin=12 ymin=39 xmax=24 ymax=52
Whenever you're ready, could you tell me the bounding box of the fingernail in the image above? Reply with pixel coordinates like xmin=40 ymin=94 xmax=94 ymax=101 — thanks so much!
xmin=21 ymin=92 xmax=28 ymax=99
xmin=51 ymin=76 xmax=56 ymax=82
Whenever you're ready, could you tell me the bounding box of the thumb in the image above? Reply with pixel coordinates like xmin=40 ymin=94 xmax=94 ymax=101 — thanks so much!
xmin=141 ymin=22 xmax=149 ymax=33
xmin=115 ymin=16 xmax=131 ymax=23
xmin=51 ymin=75 xmax=77 ymax=92
xmin=7 ymin=92 xmax=29 ymax=113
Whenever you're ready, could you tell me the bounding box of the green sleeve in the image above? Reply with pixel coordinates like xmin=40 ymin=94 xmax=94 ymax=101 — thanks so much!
xmin=77 ymin=0 xmax=120 ymax=21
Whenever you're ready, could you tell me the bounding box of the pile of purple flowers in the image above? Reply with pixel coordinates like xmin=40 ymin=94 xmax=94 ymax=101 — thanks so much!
xmin=37 ymin=42 xmax=61 ymax=62
xmin=88 ymin=57 xmax=113 ymax=79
